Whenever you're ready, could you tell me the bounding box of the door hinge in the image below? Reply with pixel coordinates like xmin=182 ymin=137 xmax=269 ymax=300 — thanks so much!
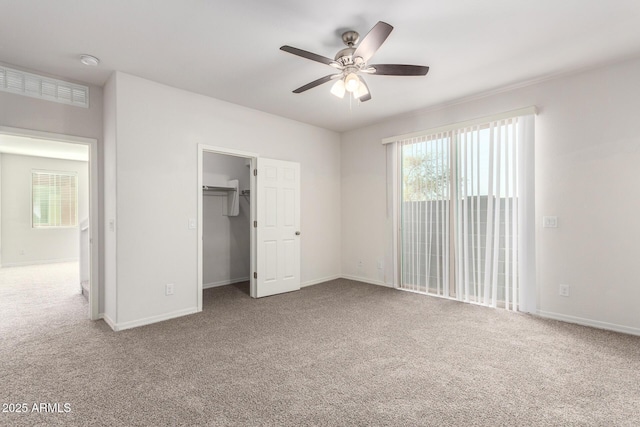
xmin=253 ymin=220 xmax=257 ymax=228
xmin=254 ymin=169 xmax=257 ymax=176
xmin=253 ymin=272 xmax=257 ymax=279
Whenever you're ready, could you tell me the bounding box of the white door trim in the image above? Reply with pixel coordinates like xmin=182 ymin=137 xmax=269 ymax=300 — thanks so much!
xmin=197 ymin=144 xmax=258 ymax=310
xmin=0 ymin=125 xmax=100 ymax=320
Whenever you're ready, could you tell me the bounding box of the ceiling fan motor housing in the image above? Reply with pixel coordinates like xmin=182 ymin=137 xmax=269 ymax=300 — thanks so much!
xmin=335 ymin=47 xmax=356 ymax=66
xmin=336 ymin=31 xmax=366 ymax=68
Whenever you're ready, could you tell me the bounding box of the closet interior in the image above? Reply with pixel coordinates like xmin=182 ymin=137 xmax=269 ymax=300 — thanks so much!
xmin=202 ymin=152 xmax=251 ymax=296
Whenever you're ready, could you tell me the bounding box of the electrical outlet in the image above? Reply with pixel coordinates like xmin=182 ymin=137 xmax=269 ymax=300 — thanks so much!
xmin=559 ymin=284 xmax=570 ymax=297
xmin=543 ymin=216 xmax=558 ymax=228
xmin=165 ymin=283 xmax=174 ymax=296
xmin=377 ymin=260 xmax=384 ymax=270
xmin=357 ymin=260 xmax=364 ymax=274
xmin=19 ymin=249 xmax=25 ymax=255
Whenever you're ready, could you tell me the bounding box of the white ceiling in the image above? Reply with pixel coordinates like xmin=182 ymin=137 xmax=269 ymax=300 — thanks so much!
xmin=0 ymin=134 xmax=88 ymax=161
xmin=2 ymin=0 xmax=640 ymax=132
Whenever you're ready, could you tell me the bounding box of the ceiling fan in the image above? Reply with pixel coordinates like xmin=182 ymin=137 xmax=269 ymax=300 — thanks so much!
xmin=280 ymin=21 xmax=429 ymax=102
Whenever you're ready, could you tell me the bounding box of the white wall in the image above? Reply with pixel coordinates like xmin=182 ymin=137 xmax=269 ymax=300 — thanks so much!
xmin=203 ymin=153 xmax=250 ymax=287
xmin=341 ymin=56 xmax=640 ymax=335
xmin=0 ymin=154 xmax=2 ymax=259
xmin=105 ymin=72 xmax=341 ymax=328
xmin=0 ymin=74 xmax=103 ymax=309
xmin=0 ymin=154 xmax=88 ymax=266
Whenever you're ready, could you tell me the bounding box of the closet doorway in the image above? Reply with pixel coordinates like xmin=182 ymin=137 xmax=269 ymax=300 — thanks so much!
xmin=197 ymin=145 xmax=302 ymax=308
xmin=198 ymin=146 xmax=256 ymax=308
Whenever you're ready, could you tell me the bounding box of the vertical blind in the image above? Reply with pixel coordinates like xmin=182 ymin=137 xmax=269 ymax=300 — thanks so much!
xmin=401 ymin=132 xmax=451 ymax=297
xmin=32 ymin=171 xmax=78 ymax=228
xmin=397 ymin=112 xmax=534 ymax=311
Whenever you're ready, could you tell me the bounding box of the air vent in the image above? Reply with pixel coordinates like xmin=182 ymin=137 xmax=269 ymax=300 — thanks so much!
xmin=0 ymin=65 xmax=89 ymax=108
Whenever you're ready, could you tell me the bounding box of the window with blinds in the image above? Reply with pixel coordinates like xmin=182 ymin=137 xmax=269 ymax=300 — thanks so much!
xmin=32 ymin=171 xmax=78 ymax=228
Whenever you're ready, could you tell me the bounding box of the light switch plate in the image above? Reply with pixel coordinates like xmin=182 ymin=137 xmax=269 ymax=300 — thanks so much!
xmin=543 ymin=216 xmax=558 ymax=228
xmin=188 ymin=218 xmax=196 ymax=229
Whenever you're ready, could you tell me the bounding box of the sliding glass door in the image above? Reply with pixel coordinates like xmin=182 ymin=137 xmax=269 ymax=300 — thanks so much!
xmin=399 ymin=115 xmax=530 ymax=311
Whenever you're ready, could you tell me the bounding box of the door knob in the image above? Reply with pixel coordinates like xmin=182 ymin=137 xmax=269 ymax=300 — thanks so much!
xmin=295 ymin=231 xmax=301 ymax=236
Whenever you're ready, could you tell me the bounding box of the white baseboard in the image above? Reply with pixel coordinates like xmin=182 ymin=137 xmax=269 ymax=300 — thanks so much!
xmin=102 ymin=313 xmax=117 ymax=331
xmin=106 ymin=307 xmax=198 ymax=332
xmin=1 ymin=258 xmax=79 ymax=268
xmin=301 ymin=274 xmax=341 ymax=287
xmin=537 ymin=310 xmax=640 ymax=337
xmin=340 ymin=274 xmax=393 ymax=288
xmin=203 ymin=277 xmax=249 ymax=289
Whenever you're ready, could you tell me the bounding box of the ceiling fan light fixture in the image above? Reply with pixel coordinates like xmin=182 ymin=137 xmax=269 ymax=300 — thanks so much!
xmin=344 ymin=73 xmax=360 ymax=93
xmin=330 ymin=79 xmax=346 ymax=98
xmin=354 ymin=81 xmax=369 ymax=99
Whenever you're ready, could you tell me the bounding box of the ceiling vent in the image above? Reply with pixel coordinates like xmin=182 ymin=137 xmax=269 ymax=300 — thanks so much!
xmin=0 ymin=65 xmax=89 ymax=108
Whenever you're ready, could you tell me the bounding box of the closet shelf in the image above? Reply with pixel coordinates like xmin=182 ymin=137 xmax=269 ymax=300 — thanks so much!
xmin=203 ymin=185 xmax=236 ymax=192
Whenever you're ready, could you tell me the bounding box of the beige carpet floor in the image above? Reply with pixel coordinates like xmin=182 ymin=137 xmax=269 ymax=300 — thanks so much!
xmin=1 ymin=263 xmax=639 ymax=426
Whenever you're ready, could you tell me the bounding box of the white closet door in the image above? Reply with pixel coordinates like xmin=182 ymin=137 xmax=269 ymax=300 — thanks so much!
xmin=255 ymin=158 xmax=301 ymax=297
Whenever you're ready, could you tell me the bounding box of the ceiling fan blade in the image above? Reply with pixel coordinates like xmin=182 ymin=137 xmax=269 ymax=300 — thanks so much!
xmin=353 ymin=21 xmax=393 ymax=63
xmin=357 ymin=78 xmax=372 ymax=102
xmin=292 ymin=74 xmax=340 ymax=93
xmin=369 ymin=64 xmax=430 ymax=76
xmin=280 ymin=45 xmax=340 ymax=67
